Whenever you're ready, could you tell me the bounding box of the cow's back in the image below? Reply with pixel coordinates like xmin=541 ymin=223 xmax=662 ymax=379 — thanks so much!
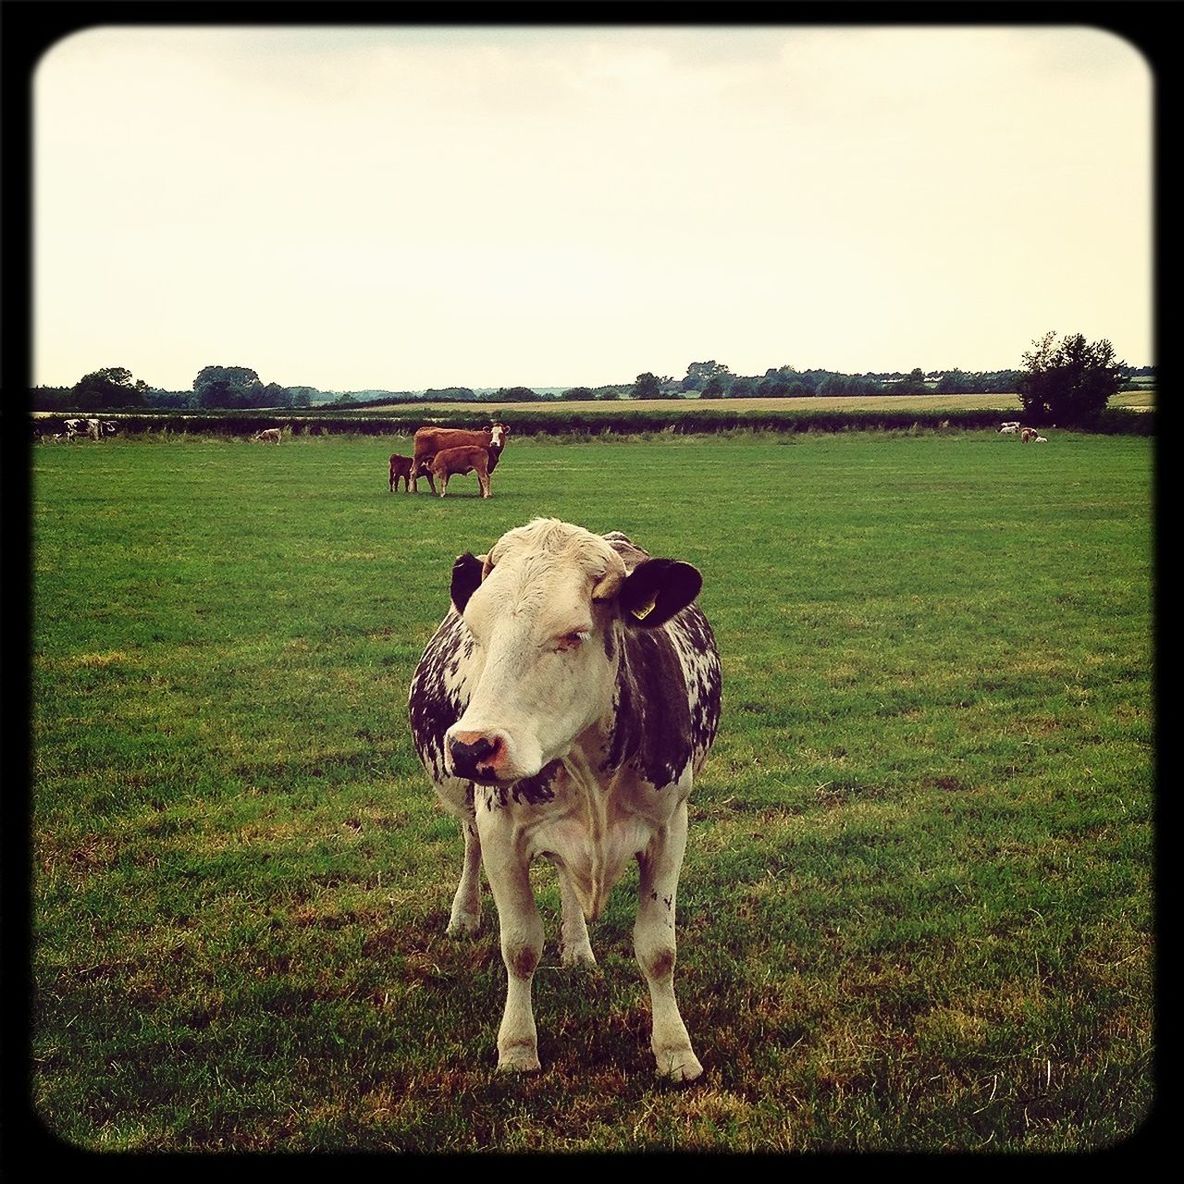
xmin=414 ymin=427 xmax=483 ymax=466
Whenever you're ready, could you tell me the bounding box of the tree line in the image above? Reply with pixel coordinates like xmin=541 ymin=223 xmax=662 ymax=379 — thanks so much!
xmin=30 ymin=334 xmax=1151 ymax=427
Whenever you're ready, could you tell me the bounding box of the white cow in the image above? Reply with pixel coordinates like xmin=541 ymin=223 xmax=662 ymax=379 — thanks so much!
xmin=408 ymin=519 xmax=722 ymax=1079
xmin=64 ymin=417 xmax=116 ymax=441
xmin=252 ymin=427 xmax=282 ymax=444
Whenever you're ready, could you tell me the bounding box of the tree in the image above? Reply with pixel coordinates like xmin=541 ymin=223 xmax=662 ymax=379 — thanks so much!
xmin=1017 ymin=331 xmax=1125 ymax=425
xmin=70 ymin=366 xmax=148 ymax=410
xmin=756 ymin=375 xmax=790 ymax=398
xmin=896 ymin=368 xmax=930 ymax=396
xmin=194 ymin=365 xmax=266 ymax=408
xmin=561 ymin=387 xmax=595 ymax=401
xmin=936 ymin=369 xmax=972 ymax=395
xmin=681 ymin=360 xmax=731 ymax=391
xmin=632 ymin=372 xmax=661 ymax=399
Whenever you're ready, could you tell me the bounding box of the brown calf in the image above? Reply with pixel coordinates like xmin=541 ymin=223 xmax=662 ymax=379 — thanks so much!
xmin=1021 ymin=427 xmax=1038 ymax=443
xmin=388 ymin=453 xmax=418 ymax=492
xmin=431 ymin=445 xmax=492 ymax=499
xmin=411 ymin=423 xmax=508 ymax=493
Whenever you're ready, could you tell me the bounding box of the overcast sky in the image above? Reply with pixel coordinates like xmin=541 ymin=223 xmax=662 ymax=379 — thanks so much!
xmin=33 ymin=23 xmax=1153 ymax=394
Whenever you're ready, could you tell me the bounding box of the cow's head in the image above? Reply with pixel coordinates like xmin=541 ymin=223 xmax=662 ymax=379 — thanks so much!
xmin=443 ymin=519 xmax=701 ymax=784
xmin=488 ymin=423 xmax=508 ymax=451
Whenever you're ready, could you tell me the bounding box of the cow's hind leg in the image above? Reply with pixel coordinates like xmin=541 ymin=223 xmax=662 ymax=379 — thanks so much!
xmin=478 ymin=809 xmax=543 ymax=1071
xmin=447 ymin=818 xmax=483 ymax=936
xmin=553 ymin=862 xmax=595 ymax=967
xmin=635 ymin=798 xmax=702 ymax=1081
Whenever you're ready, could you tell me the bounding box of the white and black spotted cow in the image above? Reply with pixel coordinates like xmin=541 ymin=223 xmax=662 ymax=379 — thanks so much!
xmin=408 ymin=518 xmax=721 ymax=1080
xmin=64 ymin=417 xmax=116 ymax=441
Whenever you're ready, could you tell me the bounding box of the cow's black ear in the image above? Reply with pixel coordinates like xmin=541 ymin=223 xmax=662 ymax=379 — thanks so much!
xmin=619 ymin=558 xmax=702 ymax=628
xmin=450 ymin=552 xmax=484 ymax=614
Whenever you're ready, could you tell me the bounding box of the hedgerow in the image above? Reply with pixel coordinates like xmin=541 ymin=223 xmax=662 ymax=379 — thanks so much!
xmin=32 ymin=405 xmax=1153 ymax=439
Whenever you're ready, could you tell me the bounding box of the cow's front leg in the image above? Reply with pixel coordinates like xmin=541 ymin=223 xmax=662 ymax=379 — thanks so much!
xmin=447 ymin=817 xmax=482 ymax=936
xmin=477 ymin=807 xmax=543 ymax=1071
xmin=635 ymin=798 xmax=702 ymax=1081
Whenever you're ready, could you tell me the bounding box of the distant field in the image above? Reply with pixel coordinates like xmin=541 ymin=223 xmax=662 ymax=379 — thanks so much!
xmin=30 ymin=430 xmax=1153 ymax=1152
xmin=363 ymin=390 xmax=1156 ymax=415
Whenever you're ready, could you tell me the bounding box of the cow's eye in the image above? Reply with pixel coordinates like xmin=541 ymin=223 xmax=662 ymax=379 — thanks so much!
xmin=555 ymin=630 xmax=590 ymax=652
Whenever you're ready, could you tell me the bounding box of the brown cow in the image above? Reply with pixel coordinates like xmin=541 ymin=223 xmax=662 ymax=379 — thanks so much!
xmin=412 ymin=423 xmax=508 ymax=493
xmin=431 ymin=445 xmax=493 ymax=499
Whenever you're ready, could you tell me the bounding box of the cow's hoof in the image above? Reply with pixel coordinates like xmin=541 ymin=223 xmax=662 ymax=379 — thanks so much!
xmin=446 ymin=913 xmax=480 ymax=937
xmin=655 ymin=1050 xmax=703 ymax=1082
xmin=497 ymin=1046 xmax=541 ymax=1073
xmin=561 ymin=945 xmax=597 ymax=968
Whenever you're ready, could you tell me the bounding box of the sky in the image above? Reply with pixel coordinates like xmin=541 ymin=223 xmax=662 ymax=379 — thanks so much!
xmin=33 ymin=23 xmax=1154 ymax=394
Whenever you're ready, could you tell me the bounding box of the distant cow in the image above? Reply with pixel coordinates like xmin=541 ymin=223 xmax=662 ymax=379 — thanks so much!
xmin=1021 ymin=427 xmax=1038 ymax=443
xmin=409 ymin=519 xmax=721 ymax=1078
xmin=411 ymin=423 xmax=508 ymax=493
xmin=1034 ymin=435 xmax=1048 ymax=444
xmin=999 ymin=422 xmax=1021 ymax=435
xmin=430 ymin=445 xmax=493 ymax=498
xmin=253 ymin=427 xmax=282 ymax=444
xmin=64 ymin=418 xmax=116 ymax=441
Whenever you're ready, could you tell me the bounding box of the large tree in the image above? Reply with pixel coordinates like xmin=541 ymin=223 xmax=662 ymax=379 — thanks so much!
xmin=631 ymin=372 xmax=662 ymax=399
xmin=194 ymin=365 xmax=264 ymax=409
xmin=681 ymin=360 xmax=731 ymax=392
xmin=1017 ymin=332 xmax=1125 ymax=425
xmin=70 ymin=366 xmax=148 ymax=410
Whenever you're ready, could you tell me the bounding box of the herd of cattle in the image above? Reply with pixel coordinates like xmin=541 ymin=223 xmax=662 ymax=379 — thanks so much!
xmin=40 ymin=416 xmax=1046 ymax=460
xmin=389 ymin=422 xmax=508 ymax=498
xmin=998 ymin=420 xmax=1049 ymax=443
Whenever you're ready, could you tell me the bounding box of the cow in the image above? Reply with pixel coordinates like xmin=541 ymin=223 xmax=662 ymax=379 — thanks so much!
xmin=430 ymin=445 xmax=493 ymax=499
xmin=408 ymin=518 xmax=722 ymax=1080
xmin=411 ymin=423 xmax=508 ymax=494
xmin=252 ymin=427 xmax=282 ymax=444
xmin=1034 ymin=435 xmax=1048 ymax=443
xmin=1021 ymin=427 xmax=1038 ymax=443
xmin=64 ymin=418 xmax=116 ymax=441
xmin=389 ymin=453 xmax=415 ymax=492
xmin=999 ymin=422 xmax=1021 ymax=435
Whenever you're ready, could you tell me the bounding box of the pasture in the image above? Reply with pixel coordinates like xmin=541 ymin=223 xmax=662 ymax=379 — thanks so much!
xmin=365 ymin=388 xmax=1156 ymax=415
xmin=29 ymin=429 xmax=1154 ymax=1152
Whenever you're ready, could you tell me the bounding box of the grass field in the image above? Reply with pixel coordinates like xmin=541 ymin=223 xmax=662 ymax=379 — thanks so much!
xmin=29 ymin=429 xmax=1155 ymax=1152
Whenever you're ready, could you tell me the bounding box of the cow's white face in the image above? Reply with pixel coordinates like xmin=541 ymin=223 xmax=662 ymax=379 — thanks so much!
xmin=489 ymin=424 xmax=507 ymax=450
xmin=444 ymin=521 xmax=624 ymax=784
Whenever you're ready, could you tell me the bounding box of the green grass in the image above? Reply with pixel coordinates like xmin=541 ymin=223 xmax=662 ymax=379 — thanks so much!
xmin=30 ymin=430 xmax=1154 ymax=1151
